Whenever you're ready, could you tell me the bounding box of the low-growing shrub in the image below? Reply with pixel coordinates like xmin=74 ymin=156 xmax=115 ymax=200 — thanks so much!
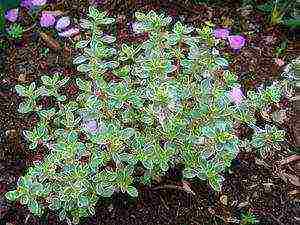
xmin=5 ymin=6 xmax=293 ymax=224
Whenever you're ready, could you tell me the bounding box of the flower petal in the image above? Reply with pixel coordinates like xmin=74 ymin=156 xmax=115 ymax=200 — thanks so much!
xmin=32 ymin=0 xmax=47 ymax=6
xmin=213 ymin=28 xmax=230 ymax=39
xmin=40 ymin=11 xmax=56 ymax=27
xmin=5 ymin=9 xmax=19 ymax=22
xmin=55 ymin=16 xmax=71 ymax=31
xmin=58 ymin=28 xmax=80 ymax=37
xmin=228 ymin=35 xmax=246 ymax=50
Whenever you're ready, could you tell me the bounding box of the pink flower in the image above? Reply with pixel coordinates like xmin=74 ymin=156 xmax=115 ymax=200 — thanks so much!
xmin=228 ymin=35 xmax=246 ymax=50
xmin=229 ymin=87 xmax=244 ymax=105
xmin=32 ymin=0 xmax=47 ymax=6
xmin=4 ymin=9 xmax=19 ymax=22
xmin=40 ymin=11 xmax=56 ymax=27
xmin=213 ymin=28 xmax=230 ymax=39
xmin=275 ymin=58 xmax=285 ymax=67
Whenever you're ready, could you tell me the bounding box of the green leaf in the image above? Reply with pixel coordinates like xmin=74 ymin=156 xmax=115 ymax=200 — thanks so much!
xmin=41 ymin=76 xmax=52 ymax=86
xmin=56 ymin=95 xmax=67 ymax=102
xmin=142 ymin=159 xmax=153 ymax=170
xmin=48 ymin=198 xmax=62 ymax=211
xmin=257 ymin=1 xmax=274 ymax=13
xmin=29 ymin=199 xmax=42 ymax=215
xmin=31 ymin=182 xmax=44 ymax=195
xmin=29 ymin=142 xmax=38 ymax=150
xmin=88 ymin=6 xmax=101 ymax=19
xmin=15 ymin=85 xmax=26 ymax=96
xmin=18 ymin=101 xmax=34 ymax=114
xmin=79 ymin=19 xmax=93 ymax=29
xmin=209 ymin=175 xmax=223 ymax=192
xmin=73 ymin=55 xmax=88 ymax=65
xmin=58 ymin=77 xmax=70 ymax=87
xmin=118 ymin=153 xmax=135 ymax=164
xmin=251 ymin=136 xmax=265 ymax=148
xmin=215 ymin=57 xmax=229 ymax=68
xmin=120 ymin=128 xmax=135 ymax=139
xmin=76 ymin=78 xmax=91 ymax=92
xmin=135 ymin=12 xmax=146 ymax=21
xmin=129 ymin=95 xmax=144 ymax=109
xmin=88 ymin=206 xmax=96 ymax=216
xmin=76 ymin=40 xmax=90 ymax=49
xmin=108 ymin=98 xmax=122 ymax=109
xmin=101 ymin=35 xmax=116 ymax=43
xmin=77 ymin=64 xmax=92 ymax=72
xmin=101 ymin=18 xmax=115 ymax=25
xmin=96 ymin=183 xmax=114 ymax=197
xmin=167 ymin=34 xmax=180 ymax=45
xmin=182 ymin=168 xmax=198 ymax=179
xmin=159 ymin=160 xmax=170 ymax=172
xmin=283 ymin=19 xmax=300 ymax=28
xmin=29 ymin=82 xmax=36 ymax=92
xmin=5 ymin=190 xmax=19 ymax=201
xmin=127 ymin=186 xmax=139 ymax=198
xmin=20 ymin=194 xmax=29 ymax=205
xmin=59 ymin=210 xmax=67 ymax=221
xmin=78 ymin=195 xmax=90 ymax=207
xmin=68 ymin=131 xmax=78 ymax=143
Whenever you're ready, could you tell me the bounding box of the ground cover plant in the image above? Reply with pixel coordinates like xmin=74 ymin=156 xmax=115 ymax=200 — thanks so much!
xmin=0 ymin=1 xmax=299 ymax=225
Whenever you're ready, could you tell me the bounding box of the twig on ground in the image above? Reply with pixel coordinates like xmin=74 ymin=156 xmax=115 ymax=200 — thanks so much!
xmin=152 ymin=183 xmax=196 ymax=195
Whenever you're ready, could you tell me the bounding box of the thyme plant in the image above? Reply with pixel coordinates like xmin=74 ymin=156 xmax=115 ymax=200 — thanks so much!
xmin=5 ymin=6 xmax=291 ymax=224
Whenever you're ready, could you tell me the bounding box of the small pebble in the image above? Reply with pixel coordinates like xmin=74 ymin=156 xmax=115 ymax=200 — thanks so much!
xmin=220 ymin=194 xmax=228 ymax=205
xmin=17 ymin=74 xmax=26 ymax=83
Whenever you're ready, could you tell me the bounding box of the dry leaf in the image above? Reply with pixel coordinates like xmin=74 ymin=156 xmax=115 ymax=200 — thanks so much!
xmin=39 ymin=32 xmax=61 ymax=50
xmin=281 ymin=172 xmax=300 ymax=186
xmin=237 ymin=201 xmax=249 ymax=208
xmin=279 ymin=155 xmax=300 ymax=166
xmin=182 ymin=181 xmax=196 ymax=195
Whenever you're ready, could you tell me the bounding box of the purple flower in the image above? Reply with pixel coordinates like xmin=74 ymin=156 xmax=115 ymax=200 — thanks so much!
xmin=21 ymin=0 xmax=33 ymax=8
xmin=40 ymin=11 xmax=56 ymax=27
xmin=228 ymin=35 xmax=246 ymax=50
xmin=58 ymin=28 xmax=80 ymax=37
xmin=229 ymin=87 xmax=244 ymax=105
xmin=4 ymin=9 xmax=19 ymax=22
xmin=85 ymin=120 xmax=98 ymax=133
xmin=55 ymin=16 xmax=71 ymax=31
xmin=32 ymin=0 xmax=47 ymax=6
xmin=213 ymin=28 xmax=230 ymax=39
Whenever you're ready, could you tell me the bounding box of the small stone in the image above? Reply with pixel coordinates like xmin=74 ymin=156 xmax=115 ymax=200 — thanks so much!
xmin=18 ymin=74 xmax=26 ymax=83
xmin=5 ymin=129 xmax=18 ymax=139
xmin=208 ymin=207 xmax=215 ymax=215
xmin=220 ymin=194 xmax=228 ymax=205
